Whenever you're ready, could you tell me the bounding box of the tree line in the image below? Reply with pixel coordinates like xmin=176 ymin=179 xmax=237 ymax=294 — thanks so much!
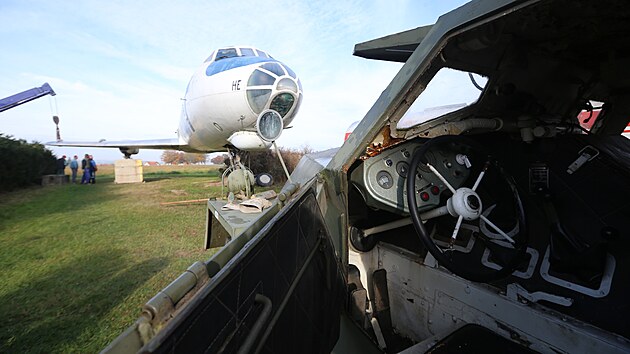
xmin=160 ymin=145 xmax=313 ymax=181
xmin=209 ymin=145 xmax=313 ymax=183
xmin=0 ymin=134 xmax=56 ymax=192
xmin=160 ymin=151 xmax=208 ymax=164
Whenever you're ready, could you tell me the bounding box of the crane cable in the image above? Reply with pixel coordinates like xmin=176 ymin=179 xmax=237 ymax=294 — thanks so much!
xmin=47 ymin=94 xmax=59 ymax=117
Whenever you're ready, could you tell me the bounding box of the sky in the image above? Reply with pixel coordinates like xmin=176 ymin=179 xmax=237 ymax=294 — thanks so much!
xmin=0 ymin=0 xmax=470 ymax=163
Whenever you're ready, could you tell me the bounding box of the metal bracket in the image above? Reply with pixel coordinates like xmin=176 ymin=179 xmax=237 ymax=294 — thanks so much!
xmin=567 ymin=145 xmax=599 ymax=174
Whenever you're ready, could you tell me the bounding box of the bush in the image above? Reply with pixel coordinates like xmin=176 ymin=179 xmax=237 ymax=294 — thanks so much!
xmin=244 ymin=145 xmax=313 ymax=183
xmin=0 ymin=134 xmax=56 ymax=191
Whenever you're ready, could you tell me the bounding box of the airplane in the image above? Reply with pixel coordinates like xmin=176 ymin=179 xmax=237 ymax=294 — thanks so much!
xmin=47 ymin=46 xmax=303 ymax=159
xmin=104 ymin=1 xmax=630 ymax=353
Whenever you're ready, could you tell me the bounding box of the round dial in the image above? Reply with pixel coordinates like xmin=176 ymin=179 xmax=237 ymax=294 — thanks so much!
xmin=376 ymin=170 xmax=394 ymax=189
xmin=396 ymin=161 xmax=409 ymax=178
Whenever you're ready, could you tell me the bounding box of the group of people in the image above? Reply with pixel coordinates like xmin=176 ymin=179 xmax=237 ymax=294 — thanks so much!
xmin=56 ymin=154 xmax=98 ymax=184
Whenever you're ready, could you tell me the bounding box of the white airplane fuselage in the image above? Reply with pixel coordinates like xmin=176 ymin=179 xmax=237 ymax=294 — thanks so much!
xmin=46 ymin=47 xmax=301 ymax=156
xmin=179 ymin=48 xmax=302 ymax=152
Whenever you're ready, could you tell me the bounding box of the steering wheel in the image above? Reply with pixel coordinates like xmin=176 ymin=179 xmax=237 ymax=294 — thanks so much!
xmin=406 ymin=135 xmax=528 ymax=282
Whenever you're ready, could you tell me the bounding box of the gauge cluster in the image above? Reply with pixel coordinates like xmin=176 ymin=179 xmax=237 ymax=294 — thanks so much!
xmin=350 ymin=140 xmax=471 ymax=214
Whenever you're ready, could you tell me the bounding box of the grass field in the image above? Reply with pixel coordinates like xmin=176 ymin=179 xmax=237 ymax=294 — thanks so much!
xmin=0 ymin=164 xmax=229 ymax=353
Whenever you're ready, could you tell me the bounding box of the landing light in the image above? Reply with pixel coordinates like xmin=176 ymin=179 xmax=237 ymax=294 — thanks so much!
xmin=256 ymin=109 xmax=292 ymax=183
xmin=257 ymin=109 xmax=283 ymax=142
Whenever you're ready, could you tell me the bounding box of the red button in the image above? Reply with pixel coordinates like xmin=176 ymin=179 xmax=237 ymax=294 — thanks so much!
xmin=431 ymin=185 xmax=440 ymax=195
xmin=420 ymin=192 xmax=430 ymax=201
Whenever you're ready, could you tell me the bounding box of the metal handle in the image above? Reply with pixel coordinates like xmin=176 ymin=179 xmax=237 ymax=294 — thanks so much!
xmin=237 ymin=294 xmax=273 ymax=354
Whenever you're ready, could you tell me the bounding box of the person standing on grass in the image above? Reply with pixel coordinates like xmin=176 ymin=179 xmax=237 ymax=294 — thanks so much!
xmin=81 ymin=153 xmax=91 ymax=184
xmin=56 ymin=155 xmax=67 ymax=175
xmin=69 ymin=155 xmax=79 ymax=183
xmin=89 ymin=155 xmax=98 ymax=184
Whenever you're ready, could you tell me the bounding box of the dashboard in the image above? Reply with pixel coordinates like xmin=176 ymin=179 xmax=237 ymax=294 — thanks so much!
xmin=350 ymin=140 xmax=473 ymax=215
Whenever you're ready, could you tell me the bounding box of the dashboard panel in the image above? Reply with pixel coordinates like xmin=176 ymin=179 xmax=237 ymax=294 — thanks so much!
xmin=350 ymin=140 xmax=472 ymax=214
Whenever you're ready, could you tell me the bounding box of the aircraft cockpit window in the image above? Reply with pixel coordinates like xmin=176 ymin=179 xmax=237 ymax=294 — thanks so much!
xmin=261 ymin=63 xmax=285 ymax=77
xmin=216 ymin=48 xmax=238 ymax=61
xmin=248 ymin=70 xmax=275 ymax=86
xmin=277 ymin=78 xmax=297 ymax=93
xmin=240 ymin=48 xmax=255 ymax=57
xmin=270 ymin=92 xmax=295 ymax=117
xmin=204 ymin=51 xmax=216 ymax=63
xmin=283 ymin=93 xmax=302 ymax=126
xmin=256 ymin=49 xmax=269 ymax=58
xmin=284 ymin=64 xmax=297 ymax=79
xmin=397 ymin=68 xmax=487 ymax=130
xmin=247 ymin=89 xmax=272 ymax=114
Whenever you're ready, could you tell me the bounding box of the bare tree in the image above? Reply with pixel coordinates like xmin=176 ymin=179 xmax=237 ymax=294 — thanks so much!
xmin=247 ymin=145 xmax=314 ymax=183
xmin=161 ymin=150 xmax=183 ymax=164
xmin=184 ymin=153 xmax=207 ymax=164
xmin=210 ymin=154 xmax=229 ymax=165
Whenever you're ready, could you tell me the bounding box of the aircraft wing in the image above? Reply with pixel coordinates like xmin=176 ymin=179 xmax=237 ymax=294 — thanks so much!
xmin=46 ymin=138 xmax=199 ymax=153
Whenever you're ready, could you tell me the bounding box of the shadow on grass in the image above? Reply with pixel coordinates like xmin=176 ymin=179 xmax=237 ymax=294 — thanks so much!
xmin=142 ymin=174 xmax=223 ymax=185
xmin=0 ymin=183 xmax=116 ymax=233
xmin=0 ymin=250 xmax=168 ymax=353
xmin=142 ymin=177 xmax=171 ymax=183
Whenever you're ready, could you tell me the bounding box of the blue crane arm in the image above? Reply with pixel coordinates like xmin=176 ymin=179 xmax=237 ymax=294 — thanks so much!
xmin=0 ymin=83 xmax=56 ymax=113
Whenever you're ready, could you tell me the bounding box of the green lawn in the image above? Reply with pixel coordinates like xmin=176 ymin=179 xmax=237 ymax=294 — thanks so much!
xmin=0 ymin=165 xmax=225 ymax=353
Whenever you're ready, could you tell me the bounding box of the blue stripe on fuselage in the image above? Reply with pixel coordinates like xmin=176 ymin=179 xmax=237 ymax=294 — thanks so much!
xmin=206 ymin=56 xmax=274 ymax=77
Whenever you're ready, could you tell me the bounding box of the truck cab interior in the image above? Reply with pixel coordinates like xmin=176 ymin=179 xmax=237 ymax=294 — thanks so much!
xmin=342 ymin=1 xmax=630 ymax=352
